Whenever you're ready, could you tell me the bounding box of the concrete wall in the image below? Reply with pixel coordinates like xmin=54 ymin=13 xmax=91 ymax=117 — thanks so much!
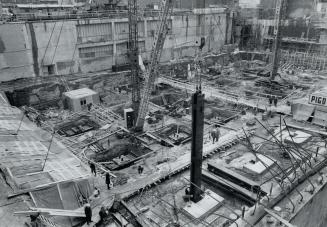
xmin=0 ymin=8 xmax=231 ymax=82
xmin=260 ymin=0 xmax=315 ymax=18
xmin=140 ymin=0 xmax=239 ymax=9
xmin=30 ymin=20 xmax=79 ymax=76
xmin=0 ymin=23 xmax=35 ymax=81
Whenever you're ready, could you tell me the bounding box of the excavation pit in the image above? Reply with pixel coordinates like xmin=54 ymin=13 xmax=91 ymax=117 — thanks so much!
xmin=152 ymin=123 xmax=192 ymax=145
xmin=85 ymin=131 xmax=152 ymax=170
xmin=56 ymin=115 xmax=99 ymax=137
xmin=204 ymin=102 xmax=240 ymax=125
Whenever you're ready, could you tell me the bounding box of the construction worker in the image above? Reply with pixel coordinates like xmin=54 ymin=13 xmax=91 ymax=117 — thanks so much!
xmin=87 ymin=103 xmax=92 ymax=111
xmin=30 ymin=212 xmax=40 ymax=227
xmin=89 ymin=162 xmax=96 ymax=176
xmin=269 ymin=96 xmax=273 ymax=106
xmin=93 ymin=187 xmax=100 ymax=198
xmin=210 ymin=125 xmax=220 ymax=144
xmin=35 ymin=115 xmax=42 ymax=127
xmin=105 ymin=172 xmax=111 ymax=190
xmin=138 ymin=165 xmax=144 ymax=174
xmin=84 ymin=203 xmax=92 ymax=225
xmin=98 ymin=206 xmax=108 ymax=225
xmin=274 ymin=97 xmax=278 ymax=107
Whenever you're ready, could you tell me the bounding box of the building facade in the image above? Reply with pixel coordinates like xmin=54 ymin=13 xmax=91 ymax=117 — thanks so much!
xmin=0 ymin=8 xmax=232 ymax=81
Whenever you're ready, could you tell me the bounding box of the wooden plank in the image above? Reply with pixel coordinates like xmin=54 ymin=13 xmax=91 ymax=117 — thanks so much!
xmin=287 ymin=123 xmax=327 ymax=136
xmin=112 ymin=213 xmax=129 ymax=226
xmin=29 ymin=192 xmax=37 ymax=206
xmin=14 ymin=208 xmax=85 ymax=217
xmin=264 ymin=208 xmax=297 ymax=227
xmin=14 ymin=211 xmax=51 ymax=216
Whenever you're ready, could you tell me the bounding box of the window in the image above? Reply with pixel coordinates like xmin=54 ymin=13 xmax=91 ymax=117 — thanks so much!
xmin=42 ymin=64 xmax=55 ymax=75
xmin=48 ymin=65 xmax=55 ymax=75
xmin=80 ymin=99 xmax=86 ymax=106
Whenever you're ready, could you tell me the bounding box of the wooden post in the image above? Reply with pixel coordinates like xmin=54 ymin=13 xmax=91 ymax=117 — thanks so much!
xmin=42 ymin=131 xmax=55 ymax=171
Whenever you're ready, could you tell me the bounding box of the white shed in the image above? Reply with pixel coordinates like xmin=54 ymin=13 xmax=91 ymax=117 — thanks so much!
xmin=63 ymin=88 xmax=100 ymax=112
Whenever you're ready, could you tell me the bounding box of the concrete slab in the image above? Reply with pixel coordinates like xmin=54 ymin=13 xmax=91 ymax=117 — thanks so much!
xmin=281 ymin=130 xmax=312 ymax=144
xmin=0 ymin=141 xmax=48 ymax=156
xmin=182 ymin=189 xmax=224 ymax=221
xmin=244 ymin=154 xmax=275 ymax=175
xmin=0 ymin=106 xmax=21 ymax=115
xmin=0 ymin=120 xmax=35 ymax=131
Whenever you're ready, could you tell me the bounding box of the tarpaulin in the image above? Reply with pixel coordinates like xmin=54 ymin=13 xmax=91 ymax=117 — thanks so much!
xmin=30 ymin=178 xmax=92 ymax=227
xmin=59 ymin=182 xmax=80 ymax=210
xmin=312 ymin=109 xmax=327 ymax=127
xmin=291 ymin=103 xmax=315 ymax=121
xmin=32 ymin=185 xmax=64 ymax=209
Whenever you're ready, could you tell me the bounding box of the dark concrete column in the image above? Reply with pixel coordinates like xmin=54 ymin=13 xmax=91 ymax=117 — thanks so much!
xmin=27 ymin=22 xmax=39 ymax=76
xmin=195 ymin=0 xmax=205 ymax=8
xmin=190 ymin=90 xmax=205 ymax=203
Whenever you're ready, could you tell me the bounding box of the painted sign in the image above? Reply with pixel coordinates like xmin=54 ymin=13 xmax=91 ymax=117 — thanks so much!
xmin=309 ymin=95 xmax=327 ymax=106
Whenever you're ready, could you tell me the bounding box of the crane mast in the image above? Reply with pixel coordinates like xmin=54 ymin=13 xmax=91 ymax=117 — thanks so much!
xmin=135 ymin=0 xmax=174 ymax=130
xmin=128 ymin=0 xmax=141 ymax=116
xmin=270 ymin=0 xmax=286 ymax=81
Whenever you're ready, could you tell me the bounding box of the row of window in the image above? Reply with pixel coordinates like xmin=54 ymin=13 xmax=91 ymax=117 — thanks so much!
xmin=76 ymin=20 xmax=173 ymax=42
xmin=80 ymin=99 xmax=86 ymax=106
xmin=79 ymin=45 xmax=114 ymax=58
xmin=79 ymin=41 xmax=145 ymax=59
xmin=1 ymin=0 xmax=57 ymax=3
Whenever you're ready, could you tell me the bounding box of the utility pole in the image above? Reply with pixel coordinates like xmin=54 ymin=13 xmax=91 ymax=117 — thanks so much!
xmin=195 ymin=0 xmax=205 ymax=8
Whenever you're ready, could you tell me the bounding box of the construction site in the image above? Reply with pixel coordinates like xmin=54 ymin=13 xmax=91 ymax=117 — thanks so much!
xmin=1 ymin=0 xmax=327 ymax=226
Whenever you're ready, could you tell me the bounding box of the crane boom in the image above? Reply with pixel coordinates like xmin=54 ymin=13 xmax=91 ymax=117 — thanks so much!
xmin=135 ymin=0 xmax=174 ymax=130
xmin=128 ymin=0 xmax=141 ymax=115
xmin=270 ymin=0 xmax=286 ymax=81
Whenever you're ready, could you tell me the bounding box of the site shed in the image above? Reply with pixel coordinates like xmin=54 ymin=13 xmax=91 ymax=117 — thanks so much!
xmin=63 ymin=88 xmax=99 ymax=112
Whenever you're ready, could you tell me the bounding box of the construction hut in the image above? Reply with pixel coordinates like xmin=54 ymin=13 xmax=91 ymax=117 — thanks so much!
xmin=63 ymin=88 xmax=99 ymax=112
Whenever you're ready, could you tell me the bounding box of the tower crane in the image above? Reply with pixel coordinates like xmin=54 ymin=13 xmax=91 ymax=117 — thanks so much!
xmin=128 ymin=0 xmax=141 ymax=116
xmin=135 ymin=0 xmax=174 ymax=131
xmin=270 ymin=0 xmax=287 ymax=81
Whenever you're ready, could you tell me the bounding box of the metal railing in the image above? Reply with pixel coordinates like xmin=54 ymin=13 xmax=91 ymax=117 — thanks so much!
xmin=1 ymin=8 xmax=193 ymax=22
